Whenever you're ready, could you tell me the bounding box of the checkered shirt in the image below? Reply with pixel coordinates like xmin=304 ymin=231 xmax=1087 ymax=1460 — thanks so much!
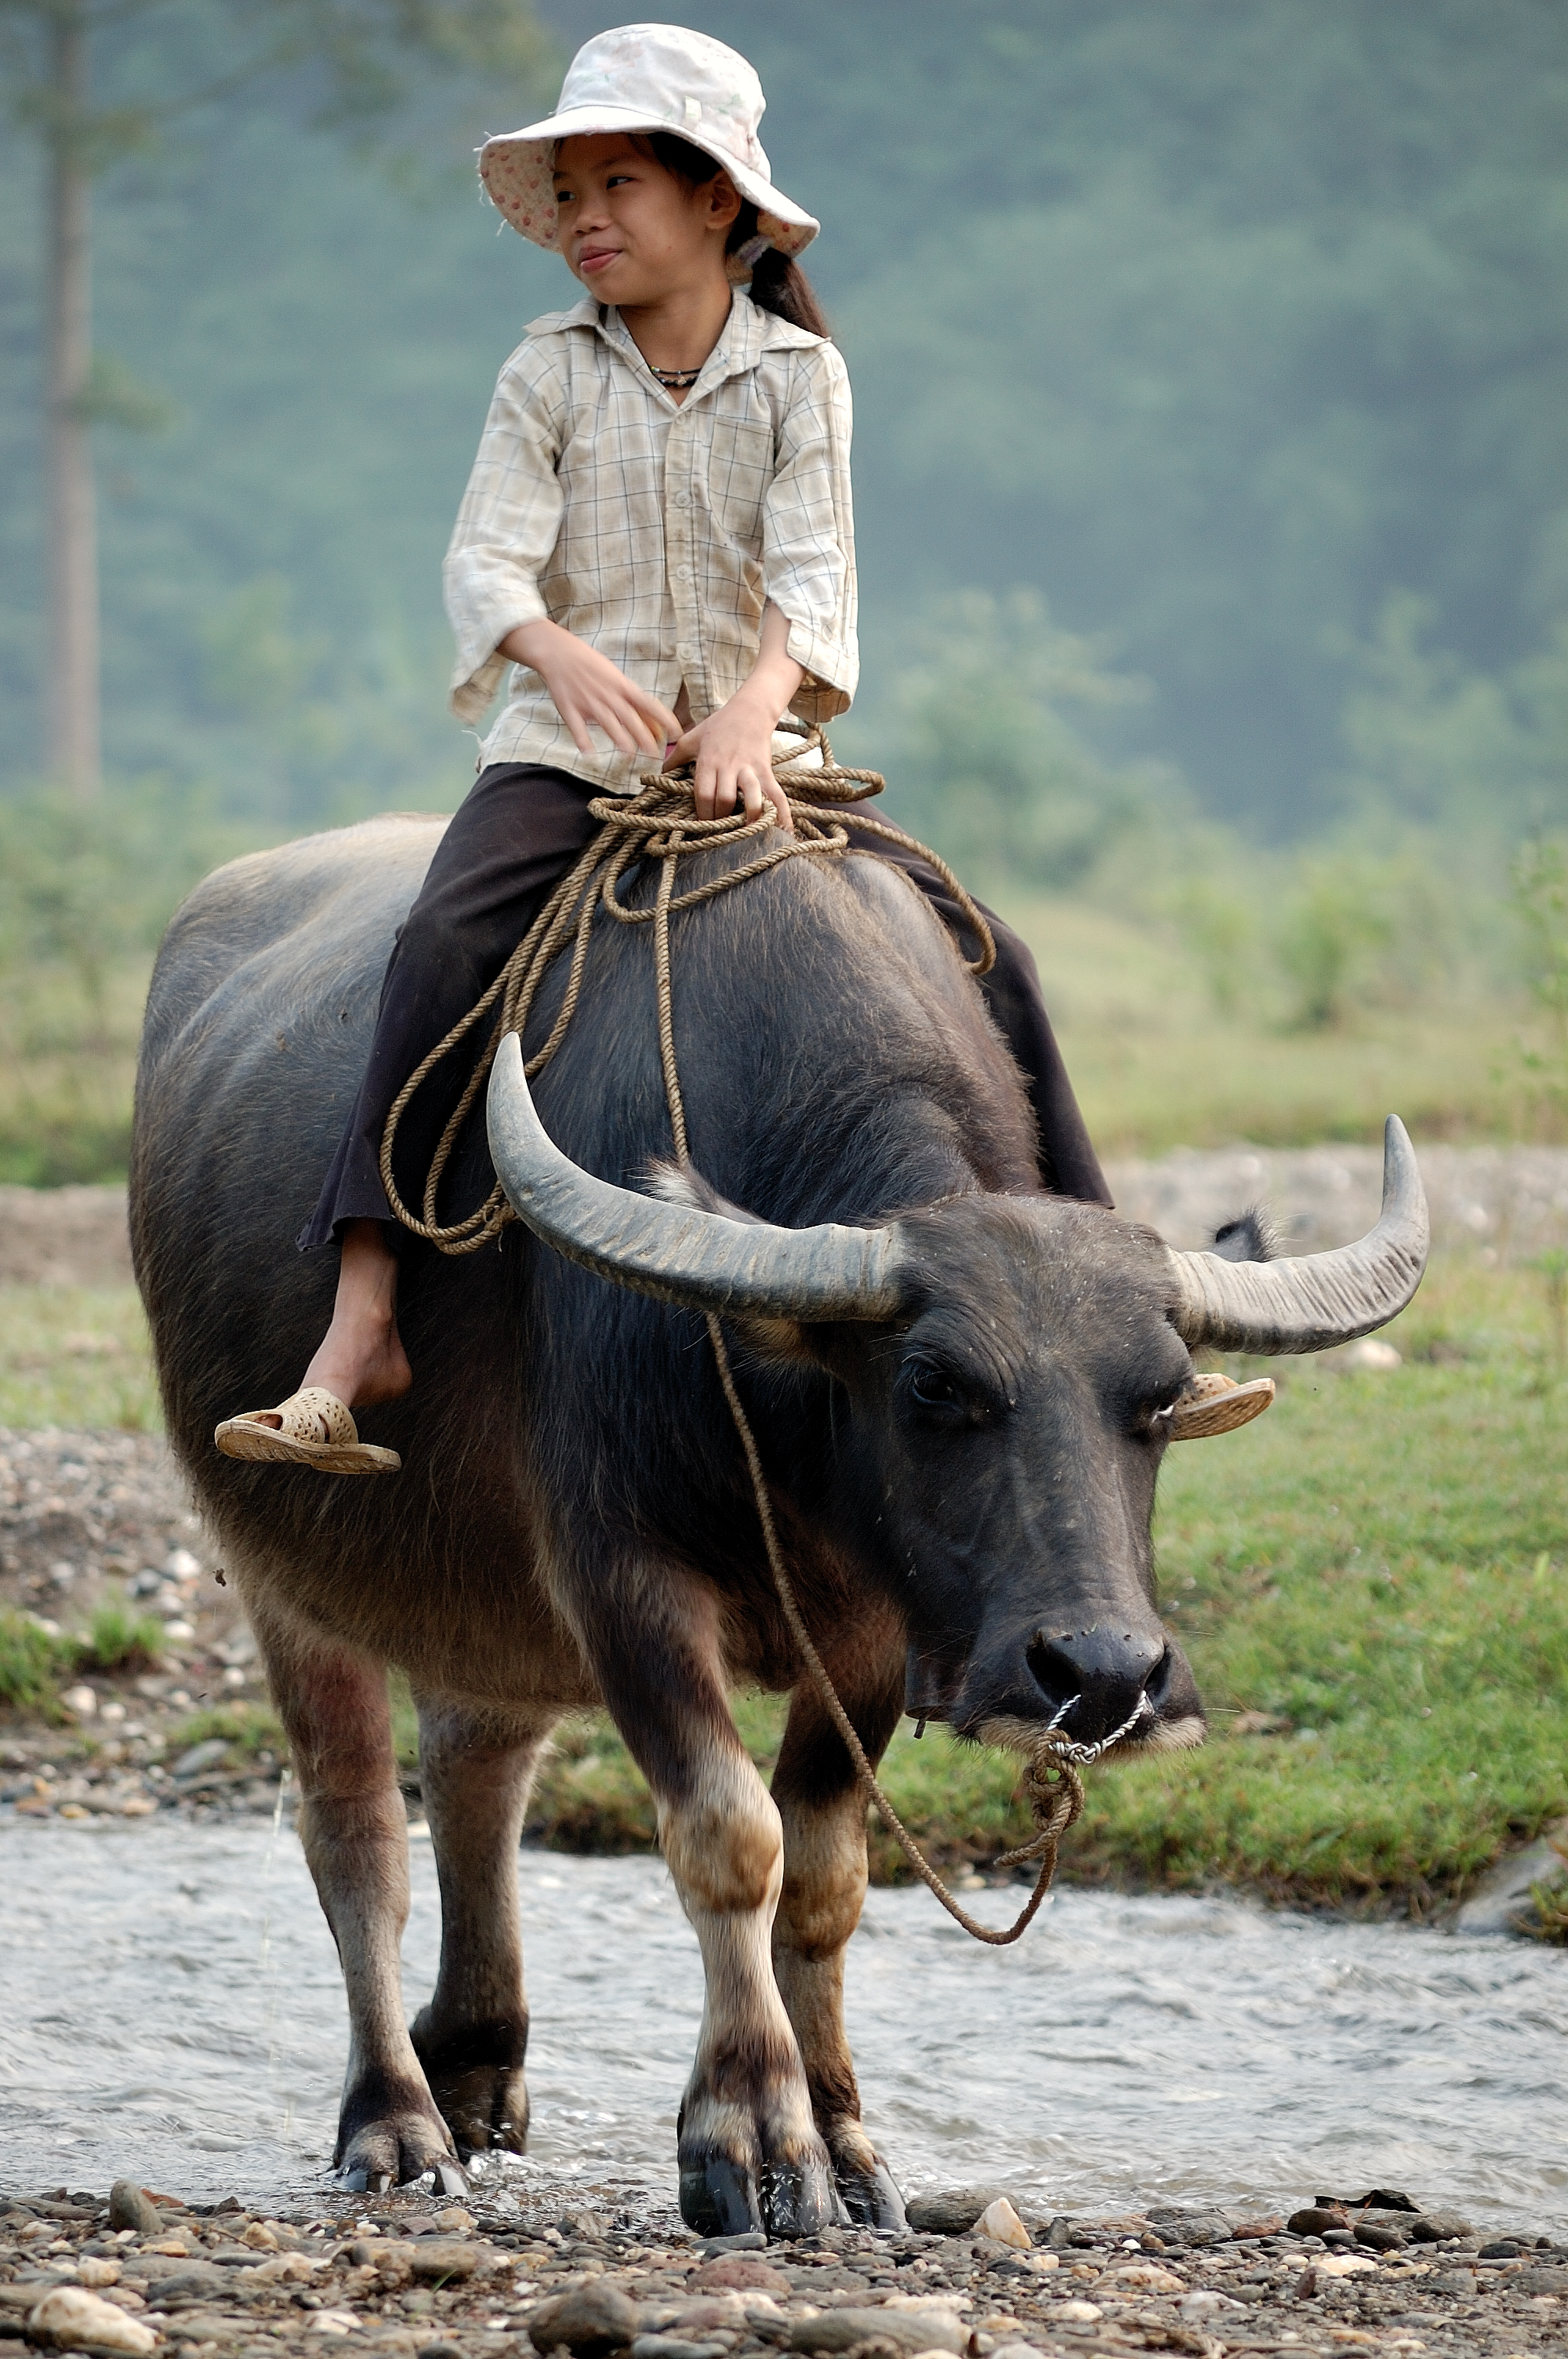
xmin=444 ymin=289 xmax=858 ymax=793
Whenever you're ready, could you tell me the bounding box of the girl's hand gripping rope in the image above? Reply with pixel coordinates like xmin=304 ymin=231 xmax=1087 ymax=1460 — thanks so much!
xmin=665 ymin=602 xmax=802 ymax=831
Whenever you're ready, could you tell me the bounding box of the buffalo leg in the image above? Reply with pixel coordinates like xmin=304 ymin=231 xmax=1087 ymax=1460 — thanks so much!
xmin=408 ymin=1695 xmax=556 ymax=2161
xmin=771 ymin=1659 xmax=908 ymax=2230
xmin=587 ymin=1579 xmax=836 ymax=2241
xmin=255 ymin=1612 xmax=456 ymax=2191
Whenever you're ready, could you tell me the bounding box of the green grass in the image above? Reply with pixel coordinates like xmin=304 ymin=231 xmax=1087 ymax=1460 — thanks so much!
xmin=0 ymin=1285 xmax=160 ymax=1430
xmin=0 ymin=961 xmax=151 ymax=1186
xmin=1004 ymin=893 xmax=1543 ymax=1154
xmin=0 ymin=1610 xmax=80 ymax=1713
xmin=78 ymin=1594 xmax=166 ymax=1674
xmin=0 ymin=1592 xmax=163 ymax=1715
xmin=0 ymin=889 xmax=1555 ymax=1188
xmin=165 ymin=1702 xmax=287 ymax=1763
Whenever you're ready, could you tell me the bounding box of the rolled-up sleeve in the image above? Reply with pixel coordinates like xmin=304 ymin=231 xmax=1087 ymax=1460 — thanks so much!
xmin=762 ymin=344 xmax=858 ymax=720
xmin=443 ymin=341 xmax=568 ymax=725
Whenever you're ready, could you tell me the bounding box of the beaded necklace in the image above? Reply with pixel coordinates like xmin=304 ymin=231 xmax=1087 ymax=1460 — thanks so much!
xmin=648 ymin=362 xmax=702 ymax=389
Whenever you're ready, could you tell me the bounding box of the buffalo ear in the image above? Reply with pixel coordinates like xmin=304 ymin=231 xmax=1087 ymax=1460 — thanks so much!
xmin=727 ymin=1312 xmax=877 ymax=1380
xmin=1168 ymin=1372 xmax=1275 ymax=1439
xmin=728 ymin=1310 xmax=816 ymax=1366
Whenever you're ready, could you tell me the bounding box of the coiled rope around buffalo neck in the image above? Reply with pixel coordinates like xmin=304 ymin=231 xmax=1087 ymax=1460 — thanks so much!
xmin=379 ymin=725 xmax=1097 ymax=1945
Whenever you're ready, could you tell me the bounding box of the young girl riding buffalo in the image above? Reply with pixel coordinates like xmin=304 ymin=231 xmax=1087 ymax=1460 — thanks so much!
xmin=216 ymin=21 xmax=1109 ymax=1472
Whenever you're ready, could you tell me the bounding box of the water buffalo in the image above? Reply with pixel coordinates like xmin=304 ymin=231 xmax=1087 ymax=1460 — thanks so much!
xmin=130 ymin=810 xmax=1427 ymax=2236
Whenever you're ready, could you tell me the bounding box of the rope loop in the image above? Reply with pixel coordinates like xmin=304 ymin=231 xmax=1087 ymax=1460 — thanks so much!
xmin=378 ymin=725 xmax=993 ymax=1252
xmin=376 ymin=721 xmax=1088 ymax=1943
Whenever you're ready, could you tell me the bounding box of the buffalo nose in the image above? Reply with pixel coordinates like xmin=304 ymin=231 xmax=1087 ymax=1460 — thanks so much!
xmin=1026 ymin=1623 xmax=1168 ymax=1746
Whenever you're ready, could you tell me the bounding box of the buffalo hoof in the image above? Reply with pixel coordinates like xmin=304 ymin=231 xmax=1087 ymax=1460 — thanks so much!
xmin=336 ymin=2090 xmax=458 ymax=2190
xmin=837 ymin=2160 xmax=906 ymax=2230
xmin=411 ymin=2012 xmax=529 ymax=2162
xmin=678 ymin=2150 xmax=839 ymax=2242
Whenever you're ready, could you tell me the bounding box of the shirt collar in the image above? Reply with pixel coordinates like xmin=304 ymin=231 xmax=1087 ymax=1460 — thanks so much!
xmin=532 ymin=288 xmax=822 ymax=400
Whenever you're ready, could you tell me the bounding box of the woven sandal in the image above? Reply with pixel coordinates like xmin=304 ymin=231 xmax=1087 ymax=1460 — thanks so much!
xmin=1168 ymin=1371 xmax=1276 ymax=1441
xmin=214 ymin=1387 xmax=401 ymax=1474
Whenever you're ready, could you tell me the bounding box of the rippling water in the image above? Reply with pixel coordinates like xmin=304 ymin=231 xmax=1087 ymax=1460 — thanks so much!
xmin=0 ymin=1819 xmax=1562 ymax=2233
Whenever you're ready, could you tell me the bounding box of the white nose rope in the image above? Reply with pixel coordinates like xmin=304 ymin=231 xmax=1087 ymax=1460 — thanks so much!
xmin=1044 ymin=1687 xmax=1154 ymax=1766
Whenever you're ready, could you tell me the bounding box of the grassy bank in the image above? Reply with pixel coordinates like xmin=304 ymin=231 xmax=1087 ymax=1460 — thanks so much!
xmin=0 ymin=1283 xmax=158 ymax=1429
xmin=8 ymin=1246 xmax=1563 ymax=1916
xmin=0 ymin=888 xmax=1552 ymax=1184
xmin=1005 ymin=894 xmax=1543 ymax=1155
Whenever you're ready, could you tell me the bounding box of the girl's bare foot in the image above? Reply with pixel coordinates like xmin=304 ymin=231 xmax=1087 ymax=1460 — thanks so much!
xmin=301 ymin=1311 xmax=412 ymax=1411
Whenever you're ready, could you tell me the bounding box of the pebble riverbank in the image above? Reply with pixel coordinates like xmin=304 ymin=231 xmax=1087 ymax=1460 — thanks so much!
xmin=2 ymin=2182 xmax=1564 ymax=2359
xmin=0 ymin=1426 xmax=281 ymax=1823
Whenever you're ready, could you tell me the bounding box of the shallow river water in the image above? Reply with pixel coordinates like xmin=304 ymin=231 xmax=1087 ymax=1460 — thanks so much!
xmin=1 ymin=1820 xmax=1563 ymax=2233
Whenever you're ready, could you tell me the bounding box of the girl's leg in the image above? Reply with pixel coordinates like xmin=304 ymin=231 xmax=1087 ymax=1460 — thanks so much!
xmin=299 ymin=764 xmax=605 ymax=1257
xmin=298 ymin=1218 xmax=411 ymax=1410
xmin=851 ymin=832 xmax=1113 ymax=1208
xmin=245 ymin=765 xmax=601 ymax=1433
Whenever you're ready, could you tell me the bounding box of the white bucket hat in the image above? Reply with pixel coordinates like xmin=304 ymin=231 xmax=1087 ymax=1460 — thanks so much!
xmin=478 ymin=23 xmax=818 ymax=260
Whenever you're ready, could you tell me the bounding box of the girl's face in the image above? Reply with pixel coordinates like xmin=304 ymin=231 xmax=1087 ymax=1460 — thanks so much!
xmin=553 ymin=134 xmax=739 ymax=307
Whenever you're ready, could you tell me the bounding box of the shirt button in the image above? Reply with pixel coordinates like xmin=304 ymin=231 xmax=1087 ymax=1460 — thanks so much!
xmin=676 ymin=565 xmax=692 ymax=582
xmin=673 ymin=489 xmax=691 ymax=508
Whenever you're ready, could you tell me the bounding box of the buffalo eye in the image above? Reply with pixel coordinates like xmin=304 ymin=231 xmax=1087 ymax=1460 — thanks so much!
xmin=904 ymin=1358 xmax=969 ymax=1418
xmin=1140 ymin=1382 xmax=1187 ymax=1434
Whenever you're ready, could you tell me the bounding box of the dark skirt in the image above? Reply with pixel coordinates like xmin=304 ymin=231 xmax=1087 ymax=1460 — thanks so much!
xmin=299 ymin=762 xmax=1111 ymax=1252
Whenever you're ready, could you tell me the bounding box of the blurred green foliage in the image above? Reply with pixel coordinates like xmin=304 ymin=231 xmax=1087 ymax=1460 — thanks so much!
xmin=0 ymin=780 xmax=262 ymax=1180
xmin=2 ymin=0 xmax=1568 ymax=827
xmin=854 ymin=587 xmax=1162 ymax=894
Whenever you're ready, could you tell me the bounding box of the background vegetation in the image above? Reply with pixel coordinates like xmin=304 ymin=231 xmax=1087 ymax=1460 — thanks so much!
xmin=4 ymin=0 xmax=1568 ymax=830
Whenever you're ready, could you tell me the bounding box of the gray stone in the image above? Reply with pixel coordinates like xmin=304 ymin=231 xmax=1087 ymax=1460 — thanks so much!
xmin=528 ymin=2281 xmax=641 ymax=2356
xmin=1453 ymin=1826 xmax=1568 ymax=1936
xmin=631 ymin=2339 xmax=728 ymax=2359
xmin=401 ymin=2239 xmax=483 ymax=2284
xmin=787 ymin=2309 xmax=971 ymax=2357
xmin=1513 ymin=2266 xmax=1568 ymax=2292
xmin=1145 ymin=2207 xmax=1233 ymax=2248
xmin=141 ymin=2266 xmax=232 ymax=2309
xmin=107 ymin=2183 xmax=161 ymax=2236
xmin=905 ymin=2190 xmax=1007 ymax=2237
xmin=172 ymin=1739 xmax=232 ymax=1782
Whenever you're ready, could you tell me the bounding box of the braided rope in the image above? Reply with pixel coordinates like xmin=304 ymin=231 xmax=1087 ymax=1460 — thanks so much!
xmin=377 ymin=727 xmax=993 ymax=1250
xmin=381 ymin=725 xmax=1088 ymax=1942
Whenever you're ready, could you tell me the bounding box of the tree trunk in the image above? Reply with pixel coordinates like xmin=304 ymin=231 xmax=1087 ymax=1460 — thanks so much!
xmin=45 ymin=0 xmax=100 ymax=799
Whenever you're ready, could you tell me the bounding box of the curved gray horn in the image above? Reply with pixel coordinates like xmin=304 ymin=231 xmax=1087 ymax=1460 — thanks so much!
xmin=1168 ymin=1114 xmax=1428 ymax=1354
xmin=486 ymin=1034 xmax=905 ymax=1320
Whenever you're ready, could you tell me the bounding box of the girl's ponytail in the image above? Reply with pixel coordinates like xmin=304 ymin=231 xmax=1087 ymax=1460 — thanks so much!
xmin=740 ymin=233 xmax=829 ymax=338
xmin=644 ymin=132 xmax=831 ymax=340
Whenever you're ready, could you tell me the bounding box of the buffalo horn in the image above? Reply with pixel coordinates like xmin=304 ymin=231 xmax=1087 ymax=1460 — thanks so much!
xmin=1168 ymin=1114 xmax=1428 ymax=1354
xmin=486 ymin=1034 xmax=905 ymax=1320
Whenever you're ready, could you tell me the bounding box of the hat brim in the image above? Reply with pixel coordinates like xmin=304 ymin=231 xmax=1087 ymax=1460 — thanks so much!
xmin=478 ymin=109 xmax=818 ymax=257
